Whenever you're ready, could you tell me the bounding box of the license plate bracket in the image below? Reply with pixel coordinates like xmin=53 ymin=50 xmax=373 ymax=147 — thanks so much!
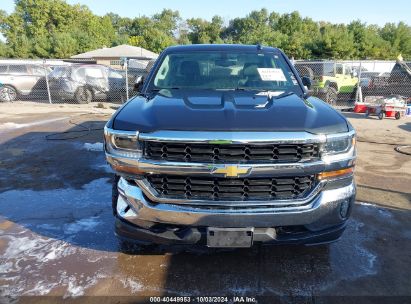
xmin=206 ymin=227 xmax=254 ymax=248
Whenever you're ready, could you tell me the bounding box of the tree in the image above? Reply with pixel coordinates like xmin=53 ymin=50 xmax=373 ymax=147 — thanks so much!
xmin=347 ymin=21 xmax=390 ymax=59
xmin=0 ymin=41 xmax=10 ymax=57
xmin=1 ymin=2 xmax=410 ymax=60
xmin=152 ymin=9 xmax=181 ymax=37
xmin=126 ymin=10 xmax=180 ymax=53
xmin=380 ymin=22 xmax=411 ymax=58
xmin=105 ymin=13 xmax=132 ymax=46
xmin=175 ymin=21 xmax=191 ymax=45
xmin=53 ymin=32 xmax=76 ymax=58
xmin=224 ymin=9 xmax=287 ymax=47
xmin=312 ymin=24 xmax=355 ymax=59
xmin=274 ymin=12 xmax=321 ymax=58
xmin=187 ymin=16 xmax=224 ymax=44
xmin=0 ymin=0 xmax=116 ymax=58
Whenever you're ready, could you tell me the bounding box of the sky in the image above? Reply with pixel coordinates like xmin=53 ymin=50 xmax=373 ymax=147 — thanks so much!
xmin=1 ymin=0 xmax=411 ymax=25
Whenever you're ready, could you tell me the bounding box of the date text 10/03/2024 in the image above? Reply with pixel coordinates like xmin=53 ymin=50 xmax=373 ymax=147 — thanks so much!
xmin=149 ymin=296 xmax=257 ymax=303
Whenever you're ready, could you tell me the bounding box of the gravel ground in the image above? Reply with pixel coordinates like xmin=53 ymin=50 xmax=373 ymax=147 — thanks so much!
xmin=0 ymin=102 xmax=410 ymax=303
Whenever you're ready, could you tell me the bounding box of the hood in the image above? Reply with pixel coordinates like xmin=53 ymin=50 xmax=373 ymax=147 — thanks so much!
xmin=111 ymin=89 xmax=348 ymax=134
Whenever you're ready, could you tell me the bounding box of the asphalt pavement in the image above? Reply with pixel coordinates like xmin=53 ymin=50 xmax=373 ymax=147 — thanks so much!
xmin=0 ymin=102 xmax=410 ymax=303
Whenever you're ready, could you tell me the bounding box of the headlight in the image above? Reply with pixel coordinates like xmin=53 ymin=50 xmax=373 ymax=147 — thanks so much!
xmin=322 ymin=131 xmax=356 ymax=155
xmin=104 ymin=127 xmax=142 ymax=158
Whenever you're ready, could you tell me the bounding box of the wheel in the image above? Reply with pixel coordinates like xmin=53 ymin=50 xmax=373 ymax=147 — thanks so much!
xmin=112 ymin=174 xmax=120 ymax=215
xmin=325 ymin=87 xmax=338 ymax=106
xmin=395 ymin=112 xmax=401 ymax=120
xmin=350 ymin=86 xmax=358 ymax=100
xmin=75 ymin=87 xmax=92 ymax=104
xmin=0 ymin=85 xmax=17 ymax=102
xmin=365 ymin=109 xmax=370 ymax=117
xmin=378 ymin=111 xmax=385 ymax=120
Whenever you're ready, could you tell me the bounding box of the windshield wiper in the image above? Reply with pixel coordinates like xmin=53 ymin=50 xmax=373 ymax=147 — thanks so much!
xmin=235 ymin=87 xmax=296 ymax=99
xmin=150 ymin=87 xmax=181 ymax=92
xmin=273 ymin=91 xmax=295 ymax=99
xmin=234 ymin=86 xmax=260 ymax=92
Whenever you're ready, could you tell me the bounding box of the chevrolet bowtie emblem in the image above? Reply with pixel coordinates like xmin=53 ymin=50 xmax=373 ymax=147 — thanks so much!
xmin=212 ymin=166 xmax=251 ymax=177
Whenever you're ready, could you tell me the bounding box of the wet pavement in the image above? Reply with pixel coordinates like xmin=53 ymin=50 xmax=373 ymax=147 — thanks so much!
xmin=0 ymin=103 xmax=410 ymax=303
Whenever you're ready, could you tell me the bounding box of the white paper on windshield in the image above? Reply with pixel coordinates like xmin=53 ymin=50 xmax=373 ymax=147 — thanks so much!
xmin=257 ymin=68 xmax=287 ymax=81
xmin=256 ymin=91 xmax=285 ymax=97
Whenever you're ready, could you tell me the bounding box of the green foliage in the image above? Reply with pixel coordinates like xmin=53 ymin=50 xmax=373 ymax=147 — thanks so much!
xmin=187 ymin=16 xmax=224 ymax=44
xmin=311 ymin=24 xmax=356 ymax=59
xmin=380 ymin=22 xmax=411 ymax=58
xmin=0 ymin=2 xmax=410 ymax=60
xmin=0 ymin=41 xmax=10 ymax=57
xmin=106 ymin=13 xmax=132 ymax=46
xmin=125 ymin=10 xmax=180 ymax=53
xmin=1 ymin=0 xmax=116 ymax=58
xmin=52 ymin=32 xmax=76 ymax=58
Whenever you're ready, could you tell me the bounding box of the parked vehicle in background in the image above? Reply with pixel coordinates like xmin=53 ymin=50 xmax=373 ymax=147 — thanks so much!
xmin=126 ymin=60 xmax=157 ymax=85
xmin=362 ymin=56 xmax=411 ymax=99
xmin=48 ymin=64 xmax=127 ymax=103
xmin=365 ymin=95 xmax=407 ymax=120
xmin=359 ymin=71 xmax=386 ymax=87
xmin=105 ymin=44 xmax=357 ymax=249
xmin=352 ymin=66 xmax=368 ymax=75
xmin=294 ymin=61 xmax=358 ymax=105
xmin=0 ymin=64 xmax=51 ymax=102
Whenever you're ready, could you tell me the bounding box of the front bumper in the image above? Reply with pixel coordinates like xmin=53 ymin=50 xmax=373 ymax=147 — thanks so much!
xmin=107 ymin=129 xmax=357 ymax=246
xmin=115 ymin=217 xmax=347 ymax=246
xmin=115 ymin=177 xmax=356 ymax=246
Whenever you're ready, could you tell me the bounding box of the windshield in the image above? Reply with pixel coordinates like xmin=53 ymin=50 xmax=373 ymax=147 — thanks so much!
xmin=151 ymin=51 xmax=302 ymax=93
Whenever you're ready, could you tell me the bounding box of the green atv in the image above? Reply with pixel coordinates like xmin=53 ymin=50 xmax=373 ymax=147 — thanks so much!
xmin=295 ymin=61 xmax=358 ymax=106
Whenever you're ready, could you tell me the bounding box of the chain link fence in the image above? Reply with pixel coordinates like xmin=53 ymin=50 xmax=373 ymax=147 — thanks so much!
xmin=0 ymin=58 xmax=410 ymax=112
xmin=294 ymin=59 xmax=411 ymax=110
xmin=0 ymin=59 xmax=154 ymax=104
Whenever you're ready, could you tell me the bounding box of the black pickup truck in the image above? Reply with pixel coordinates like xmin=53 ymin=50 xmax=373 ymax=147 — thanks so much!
xmin=104 ymin=44 xmax=356 ymax=249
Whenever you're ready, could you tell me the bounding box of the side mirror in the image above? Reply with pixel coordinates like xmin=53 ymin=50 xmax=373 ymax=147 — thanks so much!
xmin=133 ymin=75 xmax=144 ymax=92
xmin=301 ymin=76 xmax=312 ymax=90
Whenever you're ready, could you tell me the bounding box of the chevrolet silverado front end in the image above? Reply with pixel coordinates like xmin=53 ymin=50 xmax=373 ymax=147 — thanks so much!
xmin=104 ymin=44 xmax=356 ymax=248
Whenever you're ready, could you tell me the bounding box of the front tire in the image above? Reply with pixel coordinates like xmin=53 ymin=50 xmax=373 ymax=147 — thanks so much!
xmin=378 ymin=111 xmax=385 ymax=120
xmin=395 ymin=112 xmax=401 ymax=120
xmin=75 ymin=87 xmax=92 ymax=104
xmin=0 ymin=85 xmax=17 ymax=102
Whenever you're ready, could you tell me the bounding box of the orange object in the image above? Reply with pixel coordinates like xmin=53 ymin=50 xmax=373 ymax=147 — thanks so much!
xmin=318 ymin=168 xmax=354 ymax=180
xmin=354 ymin=103 xmax=367 ymax=113
xmin=111 ymin=164 xmax=143 ymax=175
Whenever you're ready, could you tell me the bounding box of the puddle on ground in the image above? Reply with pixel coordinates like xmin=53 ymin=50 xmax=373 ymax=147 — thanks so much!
xmin=0 ymin=180 xmax=400 ymax=297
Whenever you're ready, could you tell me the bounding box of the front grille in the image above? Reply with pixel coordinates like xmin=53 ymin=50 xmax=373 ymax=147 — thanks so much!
xmin=146 ymin=175 xmax=316 ymax=201
xmin=144 ymin=142 xmax=320 ymax=163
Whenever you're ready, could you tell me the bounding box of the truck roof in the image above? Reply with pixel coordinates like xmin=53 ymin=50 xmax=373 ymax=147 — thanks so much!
xmin=164 ymin=44 xmax=281 ymax=53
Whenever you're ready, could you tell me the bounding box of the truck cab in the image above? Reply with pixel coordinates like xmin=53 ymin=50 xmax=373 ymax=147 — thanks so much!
xmin=104 ymin=44 xmax=356 ymax=248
